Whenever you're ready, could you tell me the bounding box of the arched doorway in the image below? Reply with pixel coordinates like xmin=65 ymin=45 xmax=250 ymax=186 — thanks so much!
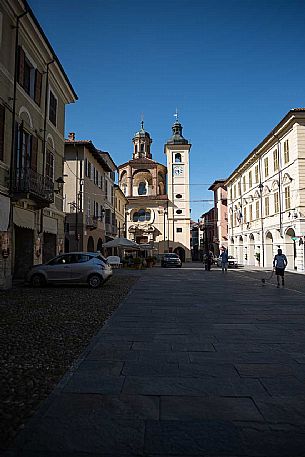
xmin=87 ymin=236 xmax=94 ymax=252
xmin=238 ymin=236 xmax=243 ymax=265
xmin=265 ymin=231 xmax=273 ymax=267
xmin=285 ymin=228 xmax=296 ymax=270
xmin=174 ymin=247 xmax=185 ymax=262
xmin=97 ymin=238 xmax=103 ymax=253
xmin=249 ymin=234 xmax=255 ymax=266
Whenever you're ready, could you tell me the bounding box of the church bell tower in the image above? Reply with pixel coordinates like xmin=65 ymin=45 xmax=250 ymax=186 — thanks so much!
xmin=132 ymin=121 xmax=152 ymax=159
xmin=164 ymin=114 xmax=191 ymax=261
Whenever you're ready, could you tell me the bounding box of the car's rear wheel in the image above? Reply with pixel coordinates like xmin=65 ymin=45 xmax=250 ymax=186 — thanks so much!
xmin=88 ymin=274 xmax=102 ymax=288
xmin=31 ymin=274 xmax=46 ymax=288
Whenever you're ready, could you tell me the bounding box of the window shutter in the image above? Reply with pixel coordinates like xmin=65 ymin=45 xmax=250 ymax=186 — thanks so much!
xmin=31 ymin=136 xmax=38 ymax=171
xmin=0 ymin=105 xmax=5 ymax=162
xmin=34 ymin=69 xmax=42 ymax=105
xmin=17 ymin=46 xmax=25 ymax=87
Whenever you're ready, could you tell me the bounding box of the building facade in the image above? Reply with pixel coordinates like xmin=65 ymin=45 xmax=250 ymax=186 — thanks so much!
xmin=114 ymin=184 xmax=128 ymax=238
xmin=226 ymin=109 xmax=305 ymax=271
xmin=208 ymin=179 xmax=228 ymax=256
xmin=64 ymin=134 xmax=116 ymax=253
xmin=0 ymin=0 xmax=77 ymax=288
xmin=118 ymin=119 xmax=192 ymax=261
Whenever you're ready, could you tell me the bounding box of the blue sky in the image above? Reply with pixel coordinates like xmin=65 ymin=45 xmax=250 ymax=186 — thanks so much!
xmin=30 ymin=0 xmax=305 ymax=220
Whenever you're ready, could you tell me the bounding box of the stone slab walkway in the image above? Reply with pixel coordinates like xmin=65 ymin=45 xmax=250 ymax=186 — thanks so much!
xmin=4 ymin=265 xmax=305 ymax=456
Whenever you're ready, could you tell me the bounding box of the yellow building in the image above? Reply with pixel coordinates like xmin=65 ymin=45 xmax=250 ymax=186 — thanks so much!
xmin=0 ymin=0 xmax=77 ymax=288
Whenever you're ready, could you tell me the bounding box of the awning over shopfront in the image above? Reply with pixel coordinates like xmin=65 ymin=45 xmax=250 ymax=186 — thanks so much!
xmin=43 ymin=216 xmax=57 ymax=234
xmin=13 ymin=206 xmax=35 ymax=230
xmin=0 ymin=195 xmax=10 ymax=231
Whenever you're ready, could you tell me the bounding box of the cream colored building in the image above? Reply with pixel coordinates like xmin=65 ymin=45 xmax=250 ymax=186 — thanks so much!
xmin=114 ymin=184 xmax=128 ymax=238
xmin=226 ymin=109 xmax=305 ymax=271
xmin=0 ymin=0 xmax=77 ymax=288
xmin=64 ymin=134 xmax=116 ymax=253
xmin=118 ymin=118 xmax=191 ymax=261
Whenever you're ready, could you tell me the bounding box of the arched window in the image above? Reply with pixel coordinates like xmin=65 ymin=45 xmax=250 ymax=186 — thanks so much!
xmin=133 ymin=209 xmax=151 ymax=222
xmin=175 ymin=153 xmax=182 ymax=163
xmin=138 ymin=181 xmax=147 ymax=195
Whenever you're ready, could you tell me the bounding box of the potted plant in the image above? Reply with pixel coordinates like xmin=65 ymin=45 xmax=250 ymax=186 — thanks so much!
xmin=132 ymin=257 xmax=142 ymax=269
xmin=255 ymin=252 xmax=260 ymax=263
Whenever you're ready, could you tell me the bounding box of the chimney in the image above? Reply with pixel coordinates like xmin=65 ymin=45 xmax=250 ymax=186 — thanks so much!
xmin=68 ymin=132 xmax=75 ymax=141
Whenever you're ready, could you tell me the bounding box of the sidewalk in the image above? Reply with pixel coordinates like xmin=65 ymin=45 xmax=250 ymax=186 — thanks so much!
xmin=4 ymin=265 xmax=305 ymax=456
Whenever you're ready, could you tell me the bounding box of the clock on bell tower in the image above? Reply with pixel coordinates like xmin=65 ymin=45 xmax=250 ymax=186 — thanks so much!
xmin=164 ymin=114 xmax=191 ymax=261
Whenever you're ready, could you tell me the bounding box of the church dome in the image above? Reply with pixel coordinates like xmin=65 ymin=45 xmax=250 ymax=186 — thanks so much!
xmin=167 ymin=120 xmax=189 ymax=145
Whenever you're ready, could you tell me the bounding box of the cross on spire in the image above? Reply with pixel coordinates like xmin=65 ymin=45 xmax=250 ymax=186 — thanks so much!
xmin=174 ymin=108 xmax=179 ymax=122
xmin=141 ymin=112 xmax=144 ymax=130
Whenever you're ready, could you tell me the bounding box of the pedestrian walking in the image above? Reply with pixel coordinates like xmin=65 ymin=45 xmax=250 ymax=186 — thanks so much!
xmin=206 ymin=250 xmax=214 ymax=271
xmin=220 ymin=248 xmax=229 ymax=273
xmin=273 ymin=248 xmax=288 ymax=288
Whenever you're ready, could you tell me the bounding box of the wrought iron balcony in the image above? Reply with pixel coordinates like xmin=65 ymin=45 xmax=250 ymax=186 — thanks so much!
xmin=12 ymin=167 xmax=54 ymax=207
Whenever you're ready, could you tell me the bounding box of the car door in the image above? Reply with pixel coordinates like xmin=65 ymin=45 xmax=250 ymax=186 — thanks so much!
xmin=69 ymin=254 xmax=92 ymax=283
xmin=44 ymin=254 xmax=72 ymax=282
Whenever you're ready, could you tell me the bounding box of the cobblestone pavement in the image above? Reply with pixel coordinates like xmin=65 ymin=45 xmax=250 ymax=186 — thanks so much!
xmin=0 ymin=272 xmax=139 ymax=451
xmin=3 ymin=264 xmax=305 ymax=457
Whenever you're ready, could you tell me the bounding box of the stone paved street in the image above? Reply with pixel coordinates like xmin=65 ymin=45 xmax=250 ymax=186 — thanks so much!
xmin=4 ymin=264 xmax=305 ymax=457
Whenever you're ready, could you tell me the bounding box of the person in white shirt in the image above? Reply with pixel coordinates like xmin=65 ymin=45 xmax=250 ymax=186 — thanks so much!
xmin=273 ymin=249 xmax=288 ymax=288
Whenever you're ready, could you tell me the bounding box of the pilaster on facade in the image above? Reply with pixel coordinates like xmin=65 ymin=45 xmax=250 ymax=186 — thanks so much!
xmin=226 ymin=109 xmax=305 ymax=272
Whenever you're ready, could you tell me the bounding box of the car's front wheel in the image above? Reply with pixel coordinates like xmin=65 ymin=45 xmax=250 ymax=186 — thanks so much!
xmin=88 ymin=274 xmax=103 ymax=288
xmin=31 ymin=273 xmax=46 ymax=288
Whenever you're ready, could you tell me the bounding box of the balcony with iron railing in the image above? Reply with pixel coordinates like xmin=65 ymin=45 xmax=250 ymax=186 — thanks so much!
xmin=12 ymin=167 xmax=54 ymax=207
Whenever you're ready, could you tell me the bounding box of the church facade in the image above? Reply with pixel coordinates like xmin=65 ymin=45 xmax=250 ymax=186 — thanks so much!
xmin=118 ymin=119 xmax=191 ymax=261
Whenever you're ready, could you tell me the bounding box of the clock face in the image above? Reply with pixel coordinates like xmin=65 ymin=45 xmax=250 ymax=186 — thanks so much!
xmin=174 ymin=165 xmax=183 ymax=176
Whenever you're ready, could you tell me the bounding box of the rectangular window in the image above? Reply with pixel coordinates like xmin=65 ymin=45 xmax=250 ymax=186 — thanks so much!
xmin=255 ymin=165 xmax=259 ymax=184
xmin=0 ymin=104 xmax=5 ymax=162
xmin=105 ymin=181 xmax=108 ymax=200
xmin=46 ymin=150 xmax=54 ymax=180
xmin=49 ymin=90 xmax=57 ymax=126
xmin=273 ymin=149 xmax=279 ymax=172
xmin=264 ymin=157 xmax=269 ymax=178
xmin=88 ymin=161 xmax=91 ymax=179
xmin=249 ymin=171 xmax=252 ymax=188
xmin=100 ymin=174 xmax=103 ymax=189
xmin=238 ymin=182 xmax=241 ymax=196
xmin=233 ymin=185 xmax=236 ymax=199
xmin=176 ymin=227 xmax=182 ymax=233
xmin=100 ymin=205 xmax=104 ymax=219
xmin=265 ymin=196 xmax=270 ymax=216
xmin=285 ymin=186 xmax=291 ymax=210
xmin=243 ymin=176 xmax=246 ymax=192
xmin=274 ymin=192 xmax=279 ymax=213
xmin=87 ymin=198 xmax=91 ymax=217
xmin=105 ymin=208 xmax=111 ymax=224
xmin=283 ymin=140 xmax=289 ymax=164
xmin=255 ymin=200 xmax=259 ymax=219
xmin=243 ymin=206 xmax=247 ymax=222
xmin=249 ymin=204 xmax=253 ymax=221
xmin=17 ymin=47 xmax=42 ymax=105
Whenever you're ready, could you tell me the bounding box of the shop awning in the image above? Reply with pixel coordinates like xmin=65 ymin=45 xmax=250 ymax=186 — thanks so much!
xmin=43 ymin=216 xmax=57 ymax=234
xmin=0 ymin=195 xmax=10 ymax=231
xmin=13 ymin=206 xmax=35 ymax=230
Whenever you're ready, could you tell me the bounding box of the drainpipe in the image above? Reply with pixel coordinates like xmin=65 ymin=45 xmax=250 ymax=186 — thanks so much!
xmin=9 ymin=10 xmax=28 ymax=193
xmin=258 ymin=155 xmax=265 ymax=266
xmin=40 ymin=60 xmax=54 ymax=236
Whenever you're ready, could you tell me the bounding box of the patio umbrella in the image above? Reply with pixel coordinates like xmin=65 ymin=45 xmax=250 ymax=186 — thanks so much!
xmin=102 ymin=237 xmax=140 ymax=250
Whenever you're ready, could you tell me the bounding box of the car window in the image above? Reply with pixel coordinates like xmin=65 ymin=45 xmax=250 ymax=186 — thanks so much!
xmin=48 ymin=255 xmax=70 ymax=265
xmin=77 ymin=254 xmax=91 ymax=263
